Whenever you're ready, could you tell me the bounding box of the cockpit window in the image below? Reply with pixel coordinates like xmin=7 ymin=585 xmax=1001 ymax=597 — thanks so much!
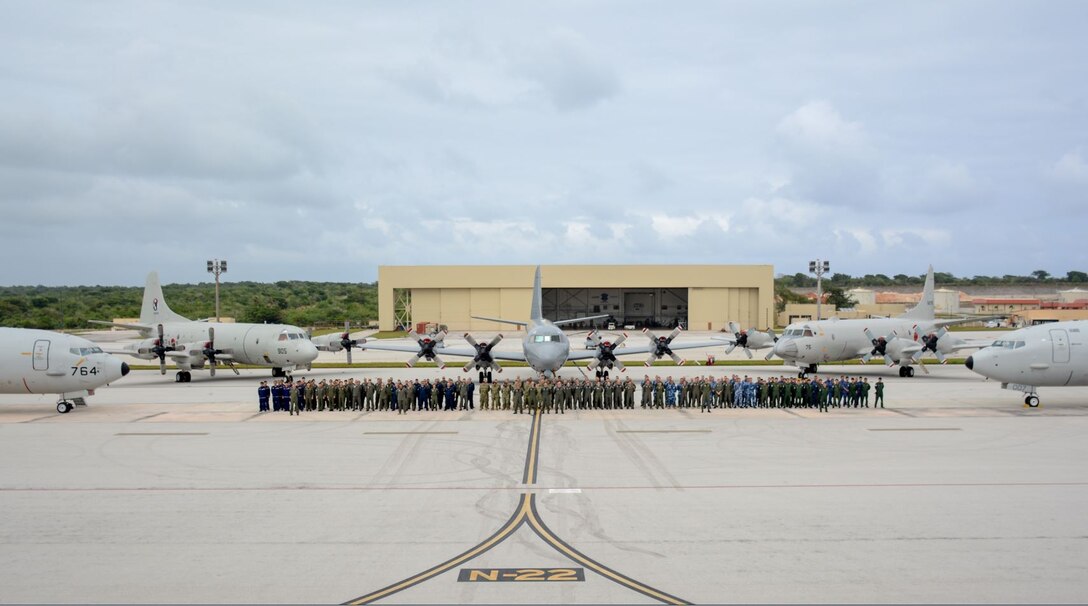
xmin=990 ymin=340 xmax=1025 ymax=349
xmin=278 ymin=331 xmax=288 ymax=341
xmin=802 ymin=329 xmax=814 ymax=337
xmin=69 ymin=347 xmax=104 ymax=355
xmin=532 ymin=335 xmax=561 ymax=343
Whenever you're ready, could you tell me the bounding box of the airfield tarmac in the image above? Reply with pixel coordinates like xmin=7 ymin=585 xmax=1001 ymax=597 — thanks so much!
xmin=1 ymin=362 xmax=1087 ymax=604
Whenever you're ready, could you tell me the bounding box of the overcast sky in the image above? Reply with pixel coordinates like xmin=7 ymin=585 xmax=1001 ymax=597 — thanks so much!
xmin=2 ymin=1 xmax=1086 ymax=286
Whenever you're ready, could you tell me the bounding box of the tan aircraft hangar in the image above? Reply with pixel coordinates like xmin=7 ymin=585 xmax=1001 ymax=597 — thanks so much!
xmin=377 ymin=265 xmax=774 ymax=332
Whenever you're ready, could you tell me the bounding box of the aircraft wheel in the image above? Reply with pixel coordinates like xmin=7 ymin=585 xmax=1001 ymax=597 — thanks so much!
xmin=1026 ymin=395 xmax=1040 ymax=408
xmin=798 ymin=372 xmax=805 ymax=379
xmin=479 ymin=371 xmax=485 ymax=384
xmin=603 ymin=370 xmax=610 ymax=379
xmin=183 ymin=371 xmax=192 ymax=383
xmin=176 ymin=372 xmax=184 ymax=383
xmin=906 ymin=367 xmax=915 ymax=378
xmin=56 ymin=401 xmax=72 ymax=414
xmin=898 ymin=367 xmax=906 ymax=378
xmin=486 ymin=371 xmax=493 ymax=383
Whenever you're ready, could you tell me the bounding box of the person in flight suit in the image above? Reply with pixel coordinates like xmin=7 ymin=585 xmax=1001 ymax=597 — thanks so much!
xmin=874 ymin=378 xmax=885 ymax=408
xmin=257 ymin=381 xmax=270 ymax=412
xmin=288 ymin=381 xmax=300 ymax=416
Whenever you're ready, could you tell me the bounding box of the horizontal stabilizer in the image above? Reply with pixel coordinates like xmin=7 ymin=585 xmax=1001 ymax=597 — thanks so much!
xmin=471 ymin=315 xmax=528 ymax=327
xmin=89 ymin=320 xmax=150 ymax=331
xmin=552 ymin=314 xmax=610 ymax=327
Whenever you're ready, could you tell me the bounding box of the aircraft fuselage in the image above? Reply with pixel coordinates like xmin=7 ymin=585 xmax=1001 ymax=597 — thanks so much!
xmin=135 ymin=322 xmax=318 ymax=370
xmin=522 ymin=320 xmax=570 ymax=376
xmin=0 ymin=327 xmax=129 ymax=396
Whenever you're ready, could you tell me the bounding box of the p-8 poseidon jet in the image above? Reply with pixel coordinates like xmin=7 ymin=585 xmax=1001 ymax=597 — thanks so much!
xmin=96 ymin=272 xmax=318 ymax=382
xmin=966 ymin=320 xmax=1088 ymax=407
xmin=338 ymin=266 xmax=721 ymax=380
xmin=0 ymin=327 xmax=129 ymax=413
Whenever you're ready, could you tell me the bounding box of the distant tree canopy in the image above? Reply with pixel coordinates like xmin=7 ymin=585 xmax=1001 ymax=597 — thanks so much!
xmin=0 ymin=281 xmax=378 ymax=331
xmin=776 ymin=270 xmax=1088 ymax=288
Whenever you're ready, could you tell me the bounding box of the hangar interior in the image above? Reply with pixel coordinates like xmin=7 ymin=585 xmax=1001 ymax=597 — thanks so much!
xmin=542 ymin=288 xmax=689 ymax=329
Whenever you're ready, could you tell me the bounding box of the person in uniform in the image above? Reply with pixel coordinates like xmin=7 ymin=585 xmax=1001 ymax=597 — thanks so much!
xmin=862 ymin=378 xmax=871 ymax=407
xmin=512 ymin=379 xmax=524 ymax=414
xmin=874 ymin=378 xmax=884 ymax=408
xmin=479 ymin=381 xmax=491 ymax=411
xmin=257 ymin=381 xmax=270 ymax=412
xmin=288 ymin=380 xmax=299 ymax=415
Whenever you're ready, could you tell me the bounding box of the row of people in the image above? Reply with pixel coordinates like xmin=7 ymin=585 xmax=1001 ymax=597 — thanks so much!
xmin=257 ymin=375 xmax=885 ymax=413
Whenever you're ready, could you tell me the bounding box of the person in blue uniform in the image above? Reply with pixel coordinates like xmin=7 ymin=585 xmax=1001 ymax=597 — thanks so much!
xmin=257 ymin=381 xmax=270 ymax=412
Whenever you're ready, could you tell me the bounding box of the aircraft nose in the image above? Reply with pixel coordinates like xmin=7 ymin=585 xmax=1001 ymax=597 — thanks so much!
xmin=121 ymin=362 xmax=131 ymax=377
xmin=964 ymin=356 xmax=973 ymax=370
xmin=774 ymin=340 xmax=798 ymax=358
xmin=301 ymin=341 xmax=319 ymax=361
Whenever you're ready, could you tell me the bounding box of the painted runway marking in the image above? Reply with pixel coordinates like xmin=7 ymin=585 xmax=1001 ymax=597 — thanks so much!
xmin=343 ymin=409 xmax=691 ymax=605
xmin=868 ymin=427 xmax=962 ymax=432
xmin=114 ymin=432 xmax=209 ymax=436
xmin=363 ymin=431 xmax=458 ymax=435
xmin=616 ymin=429 xmax=711 ymax=433
xmin=549 ymin=488 xmax=582 ymax=494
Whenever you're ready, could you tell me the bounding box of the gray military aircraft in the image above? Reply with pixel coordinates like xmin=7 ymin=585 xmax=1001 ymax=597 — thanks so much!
xmin=966 ymin=320 xmax=1088 ymax=407
xmin=95 ymin=272 xmax=318 ymax=382
xmin=342 ymin=266 xmax=721 ymax=381
xmin=711 ymin=322 xmax=778 ymax=359
xmin=0 ymin=327 xmax=130 ymax=413
xmin=769 ymin=266 xmax=988 ymax=377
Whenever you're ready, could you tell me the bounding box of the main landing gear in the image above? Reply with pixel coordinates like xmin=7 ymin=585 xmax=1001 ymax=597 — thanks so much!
xmin=56 ymin=401 xmax=73 ymax=414
xmin=175 ymin=371 xmax=192 ymax=383
xmin=798 ymin=364 xmax=818 ymax=378
xmin=898 ymin=366 xmax=916 ymax=378
xmin=595 ymin=369 xmax=610 ymax=379
xmin=478 ymin=370 xmax=493 ymax=384
xmin=1024 ymin=394 xmax=1040 ymax=408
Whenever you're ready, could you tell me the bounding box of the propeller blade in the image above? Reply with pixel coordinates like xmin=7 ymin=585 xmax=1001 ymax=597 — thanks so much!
xmin=433 ymin=354 xmax=446 ymax=370
xmin=435 ymin=330 xmax=448 ymax=343
xmin=493 ymin=361 xmax=502 ymax=372
xmin=724 ymin=343 xmax=737 ymax=355
xmin=463 ymin=360 xmax=476 ymax=372
xmin=861 ymin=353 xmax=872 ymax=363
xmin=911 ymin=350 xmax=923 ymax=363
xmin=669 ymin=352 xmax=684 ymax=365
xmin=587 ymin=358 xmax=600 ymax=370
xmin=728 ymin=321 xmax=740 ymax=334
xmin=936 ymin=351 xmax=947 ymax=364
xmin=160 ymin=360 xmax=167 ymax=375
xmin=743 ymin=348 xmax=753 ymax=360
xmin=346 ymin=348 xmax=352 ymax=365
xmin=406 ymin=355 xmax=420 ymax=368
xmin=764 ymin=351 xmax=776 ymax=361
xmin=645 ymin=353 xmax=657 ymax=367
xmin=883 ymin=355 xmax=894 ymax=366
xmin=463 ymin=333 xmax=479 ymax=348
xmin=613 ymin=333 xmax=627 ymax=347
xmin=917 ymin=360 xmax=930 ymax=374
xmin=231 ymin=362 xmax=241 ymax=375
xmin=614 ymin=359 xmax=626 ymax=372
xmin=407 ymin=330 xmax=420 ymax=342
xmin=767 ymin=328 xmax=778 ymax=342
xmin=666 ymin=327 xmax=682 ymax=342
xmin=208 ymin=360 xmax=216 ymax=377
xmin=486 ymin=334 xmax=503 ymax=350
xmin=863 ymin=327 xmax=876 ymax=342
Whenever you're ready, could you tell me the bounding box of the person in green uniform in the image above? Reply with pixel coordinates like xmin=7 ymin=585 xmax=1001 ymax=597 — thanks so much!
xmin=512 ymin=379 xmax=524 ymax=414
xmin=874 ymin=378 xmax=884 ymax=408
xmin=653 ymin=377 xmax=664 ymax=408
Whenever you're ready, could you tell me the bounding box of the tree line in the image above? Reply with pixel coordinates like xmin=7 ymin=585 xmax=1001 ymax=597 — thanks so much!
xmin=0 ymin=281 xmax=378 ymax=331
xmin=777 ymin=270 xmax=1088 ymax=288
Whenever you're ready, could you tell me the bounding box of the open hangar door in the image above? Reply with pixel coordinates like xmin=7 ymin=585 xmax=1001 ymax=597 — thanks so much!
xmin=542 ymin=288 xmax=688 ymax=330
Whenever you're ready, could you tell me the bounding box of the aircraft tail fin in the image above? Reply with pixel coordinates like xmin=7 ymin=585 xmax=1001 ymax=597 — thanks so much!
xmin=139 ymin=271 xmax=190 ymax=325
xmin=899 ymin=265 xmax=936 ymax=321
xmin=530 ymin=265 xmax=544 ymax=323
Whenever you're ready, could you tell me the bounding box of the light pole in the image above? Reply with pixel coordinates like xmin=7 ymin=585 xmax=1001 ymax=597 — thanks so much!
xmin=206 ymin=259 xmax=227 ymax=322
xmin=809 ymin=259 xmax=829 ymax=321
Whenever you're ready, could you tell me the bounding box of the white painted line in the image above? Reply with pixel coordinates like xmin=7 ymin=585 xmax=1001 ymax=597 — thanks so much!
xmin=548 ymin=488 xmax=582 ymax=494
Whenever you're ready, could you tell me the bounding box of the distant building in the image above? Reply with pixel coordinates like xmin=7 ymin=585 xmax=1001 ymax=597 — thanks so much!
xmin=847 ymin=288 xmax=875 ymax=306
xmin=933 ymin=288 xmax=962 ymax=314
xmin=972 ymin=299 xmax=1041 ymax=314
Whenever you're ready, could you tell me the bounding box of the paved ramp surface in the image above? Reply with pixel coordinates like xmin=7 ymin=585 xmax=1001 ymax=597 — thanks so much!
xmin=1 ymin=367 xmax=1087 ymax=603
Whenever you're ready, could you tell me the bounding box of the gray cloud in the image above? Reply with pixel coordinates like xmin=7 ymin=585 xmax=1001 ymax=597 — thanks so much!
xmin=0 ymin=1 xmax=1086 ymax=285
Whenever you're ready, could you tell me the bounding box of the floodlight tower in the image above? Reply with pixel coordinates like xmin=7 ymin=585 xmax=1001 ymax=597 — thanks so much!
xmin=809 ymin=259 xmax=830 ymax=321
xmin=207 ymin=259 xmax=227 ymax=322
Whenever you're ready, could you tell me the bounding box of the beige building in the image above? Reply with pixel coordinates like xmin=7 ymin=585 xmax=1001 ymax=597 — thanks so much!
xmin=778 ymin=303 xmax=909 ymax=326
xmin=378 ymin=265 xmax=774 ymax=332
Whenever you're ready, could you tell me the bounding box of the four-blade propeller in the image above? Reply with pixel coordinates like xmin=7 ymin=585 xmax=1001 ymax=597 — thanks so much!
xmin=643 ymin=327 xmax=684 ymax=366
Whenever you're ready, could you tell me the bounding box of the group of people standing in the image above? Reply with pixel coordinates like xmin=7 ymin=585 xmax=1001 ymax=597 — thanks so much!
xmin=257 ymin=374 xmax=885 ymax=414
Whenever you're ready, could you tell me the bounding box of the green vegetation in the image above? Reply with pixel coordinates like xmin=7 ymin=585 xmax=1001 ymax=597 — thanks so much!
xmin=777 ymin=270 xmax=1088 ymax=288
xmin=0 ymin=281 xmax=378 ymax=331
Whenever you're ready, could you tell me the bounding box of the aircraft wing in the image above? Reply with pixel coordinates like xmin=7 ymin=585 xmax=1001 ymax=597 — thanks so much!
xmin=360 ymin=342 xmax=528 ymax=362
xmin=932 ymin=315 xmax=1004 ymax=328
xmin=569 ymin=340 xmax=724 ymax=360
xmin=90 ymin=320 xmax=151 ymax=331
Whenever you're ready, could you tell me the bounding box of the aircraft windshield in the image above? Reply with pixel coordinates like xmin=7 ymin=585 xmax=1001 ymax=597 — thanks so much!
xmin=990 ymin=340 xmax=1026 ymax=349
xmin=69 ymin=346 xmax=104 ymax=355
xmin=532 ymin=335 xmax=562 ymax=343
xmin=782 ymin=328 xmax=813 ymax=338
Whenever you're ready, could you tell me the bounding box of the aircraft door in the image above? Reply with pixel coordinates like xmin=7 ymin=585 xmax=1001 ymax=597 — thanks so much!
xmin=1050 ymin=329 xmax=1070 ymax=364
xmin=32 ymin=340 xmax=50 ymax=371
